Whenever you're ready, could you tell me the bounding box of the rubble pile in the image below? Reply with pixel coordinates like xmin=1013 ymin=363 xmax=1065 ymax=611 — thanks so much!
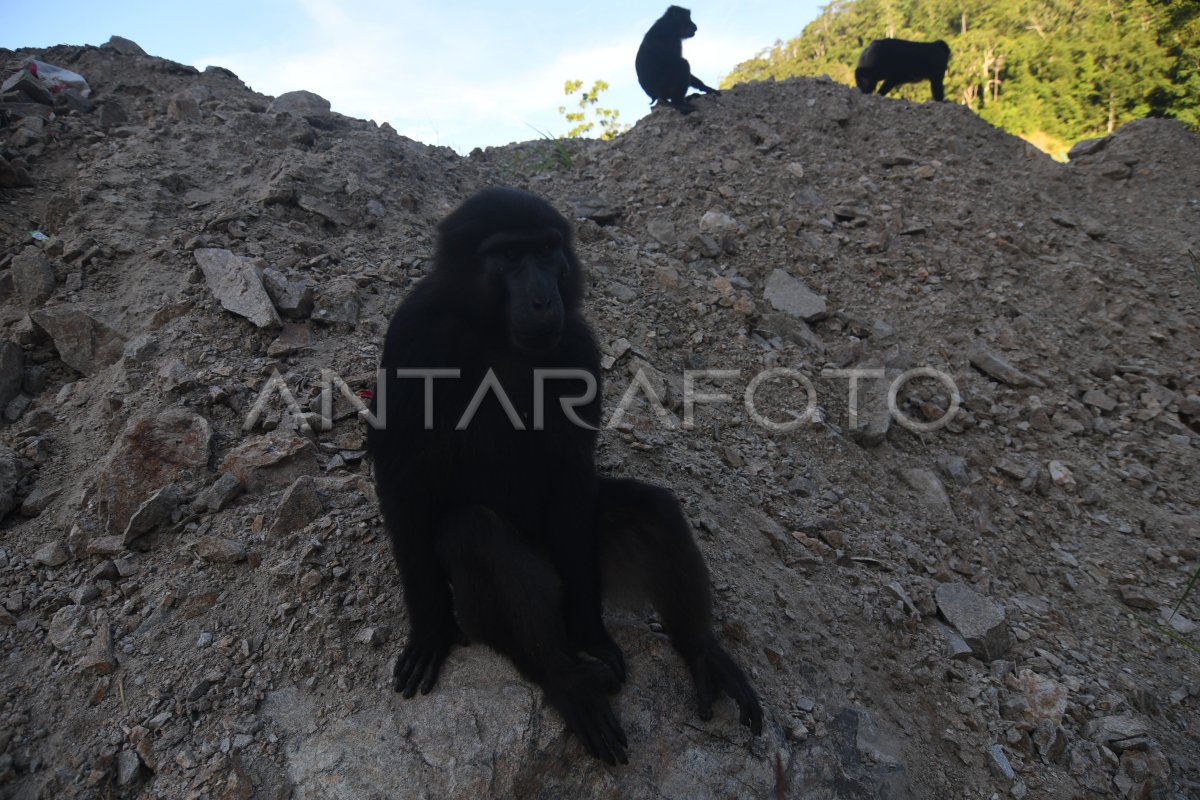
xmin=1 ymin=37 xmax=1198 ymax=799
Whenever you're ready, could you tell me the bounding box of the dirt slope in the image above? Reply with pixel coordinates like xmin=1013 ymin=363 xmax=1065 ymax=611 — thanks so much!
xmin=1 ymin=41 xmax=1198 ymax=800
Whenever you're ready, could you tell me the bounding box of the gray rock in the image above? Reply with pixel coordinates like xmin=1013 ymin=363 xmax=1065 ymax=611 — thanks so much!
xmin=267 ymin=323 xmax=315 ymax=358
xmin=197 ymin=473 xmax=243 ymax=513
xmin=268 ymin=90 xmax=331 ymax=116
xmin=698 ymin=210 xmax=738 ymax=236
xmin=96 ymin=409 xmax=212 ymax=536
xmin=194 ymin=536 xmax=248 ymax=563
xmin=30 ymin=306 xmax=127 ymax=375
xmin=98 ymin=101 xmax=129 ymax=130
xmin=122 ymin=334 xmax=159 ymax=365
xmin=1088 ymin=714 xmax=1149 ymax=752
xmin=297 ymin=194 xmax=354 ymax=227
xmin=1082 ymin=389 xmax=1117 ymax=412
xmin=116 ymin=749 xmax=142 ymax=786
xmin=10 ymin=247 xmax=56 ymax=308
xmin=312 ymin=278 xmax=361 ymax=326
xmin=102 ymin=36 xmax=147 ymax=56
xmin=122 ymin=484 xmax=184 ymax=545
xmin=899 ymin=469 xmax=954 ymax=518
xmin=0 ymin=340 xmax=23 ymax=411
xmin=48 ymin=604 xmax=89 ymax=652
xmin=646 ymin=219 xmax=676 ymax=245
xmin=968 ymin=346 xmax=1044 ymax=388
xmin=261 ymin=268 xmax=314 ymax=318
xmin=19 ymin=484 xmax=61 ymax=517
xmin=1118 ymin=584 xmax=1158 ymax=610
xmin=219 ymin=432 xmax=320 ymax=493
xmin=194 ymin=537 xmax=248 ymax=563
xmin=937 ymin=622 xmax=974 ymax=660
xmin=1068 ymin=137 xmax=1108 ymax=159
xmin=987 ymin=744 xmax=1015 ymax=782
xmin=167 ymin=93 xmax=202 ymax=122
xmin=764 ymin=269 xmax=827 ymax=321
xmin=571 ymin=196 xmax=621 ymax=225
xmin=935 ymin=582 xmax=1010 ymax=661
xmin=33 ymin=541 xmax=70 ymax=566
xmin=1032 ymin=720 xmax=1068 ymax=763
xmin=194 ymin=248 xmax=281 ymax=328
xmin=269 ymin=475 xmax=326 ymax=536
xmin=1179 ymin=394 xmax=1200 ymax=418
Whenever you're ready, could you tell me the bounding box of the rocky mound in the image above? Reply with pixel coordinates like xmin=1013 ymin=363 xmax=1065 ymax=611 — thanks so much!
xmin=1 ymin=39 xmax=1198 ymax=800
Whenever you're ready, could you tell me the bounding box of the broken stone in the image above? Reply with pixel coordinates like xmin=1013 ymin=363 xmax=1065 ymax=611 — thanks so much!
xmin=95 ymin=409 xmax=212 ymax=536
xmin=656 ymin=265 xmax=681 ymax=289
xmin=196 ymin=473 xmax=243 ymax=513
xmin=267 ymin=323 xmax=314 ymax=358
xmin=194 ymin=536 xmax=248 ymax=563
xmin=698 ymin=210 xmax=738 ymax=236
xmin=297 ymin=195 xmax=353 ymax=227
xmin=76 ymin=620 xmax=117 ymax=676
xmin=48 ymin=604 xmax=89 ymax=652
xmin=115 ymin=749 xmax=142 ymax=787
xmin=1082 ymin=389 xmax=1117 ymax=412
xmin=987 ymin=744 xmax=1015 ymax=783
xmin=311 ymin=277 xmax=360 ymax=326
xmin=98 ymin=101 xmax=129 ymax=130
xmin=33 ymin=540 xmax=70 ymax=566
xmin=122 ymin=484 xmax=184 ymax=545
xmin=269 ymin=475 xmax=325 ymax=537
xmin=646 ymin=219 xmax=675 ymax=245
xmin=268 ymin=90 xmax=331 ymax=117
xmin=899 ymin=469 xmax=954 ymax=518
xmin=1117 ymin=584 xmax=1158 ymax=610
xmin=571 ymin=196 xmax=621 ymax=225
xmin=167 ymin=93 xmax=201 ymax=122
xmin=102 ymin=35 xmax=147 ymax=56
xmin=194 ymin=248 xmax=281 ymax=328
xmin=10 ymin=247 xmax=56 ymax=308
xmin=30 ymin=306 xmax=127 ymax=375
xmin=1046 ymin=461 xmax=1076 ymax=491
xmin=219 ymin=433 xmax=320 ymax=492
xmin=1068 ymin=137 xmax=1108 ymax=159
xmin=1088 ymin=714 xmax=1149 ymax=752
xmin=968 ymin=346 xmax=1043 ymax=388
xmin=935 ymin=582 xmax=1010 ymax=661
xmin=764 ymin=269 xmax=827 ymax=321
xmin=938 ymin=622 xmax=973 ymax=660
xmin=1032 ymin=721 xmax=1068 ymax=763
xmin=19 ymin=484 xmax=61 ymax=517
xmin=261 ymin=268 xmax=314 ymax=319
xmin=1014 ymin=669 xmax=1068 ymax=724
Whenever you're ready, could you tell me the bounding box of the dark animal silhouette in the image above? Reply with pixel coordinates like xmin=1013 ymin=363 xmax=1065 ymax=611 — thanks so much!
xmin=635 ymin=5 xmax=720 ymax=114
xmin=855 ymin=38 xmax=951 ymax=102
xmin=367 ymin=187 xmax=762 ymax=765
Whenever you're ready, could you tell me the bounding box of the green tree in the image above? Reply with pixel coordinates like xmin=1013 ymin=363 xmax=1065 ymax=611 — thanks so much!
xmin=722 ymin=0 xmax=1196 ymax=155
xmin=558 ymin=79 xmax=629 ymax=141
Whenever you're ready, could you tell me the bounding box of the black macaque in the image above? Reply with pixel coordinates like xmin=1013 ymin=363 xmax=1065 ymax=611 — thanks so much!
xmin=855 ymin=38 xmax=951 ymax=102
xmin=635 ymin=5 xmax=721 ymax=114
xmin=366 ymin=187 xmax=762 ymax=765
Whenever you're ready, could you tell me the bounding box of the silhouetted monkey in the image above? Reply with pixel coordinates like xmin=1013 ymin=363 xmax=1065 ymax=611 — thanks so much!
xmin=636 ymin=6 xmax=720 ymax=114
xmin=367 ymin=187 xmax=762 ymax=765
xmin=855 ymin=38 xmax=951 ymax=102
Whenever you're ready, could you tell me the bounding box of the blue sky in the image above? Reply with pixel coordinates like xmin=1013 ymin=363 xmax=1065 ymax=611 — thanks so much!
xmin=1 ymin=0 xmax=824 ymax=152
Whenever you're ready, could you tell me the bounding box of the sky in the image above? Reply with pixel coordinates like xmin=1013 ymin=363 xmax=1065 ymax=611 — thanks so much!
xmin=0 ymin=0 xmax=825 ymax=153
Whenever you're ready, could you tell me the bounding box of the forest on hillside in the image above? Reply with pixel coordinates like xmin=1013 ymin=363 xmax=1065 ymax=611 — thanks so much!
xmin=723 ymin=0 xmax=1200 ymax=157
